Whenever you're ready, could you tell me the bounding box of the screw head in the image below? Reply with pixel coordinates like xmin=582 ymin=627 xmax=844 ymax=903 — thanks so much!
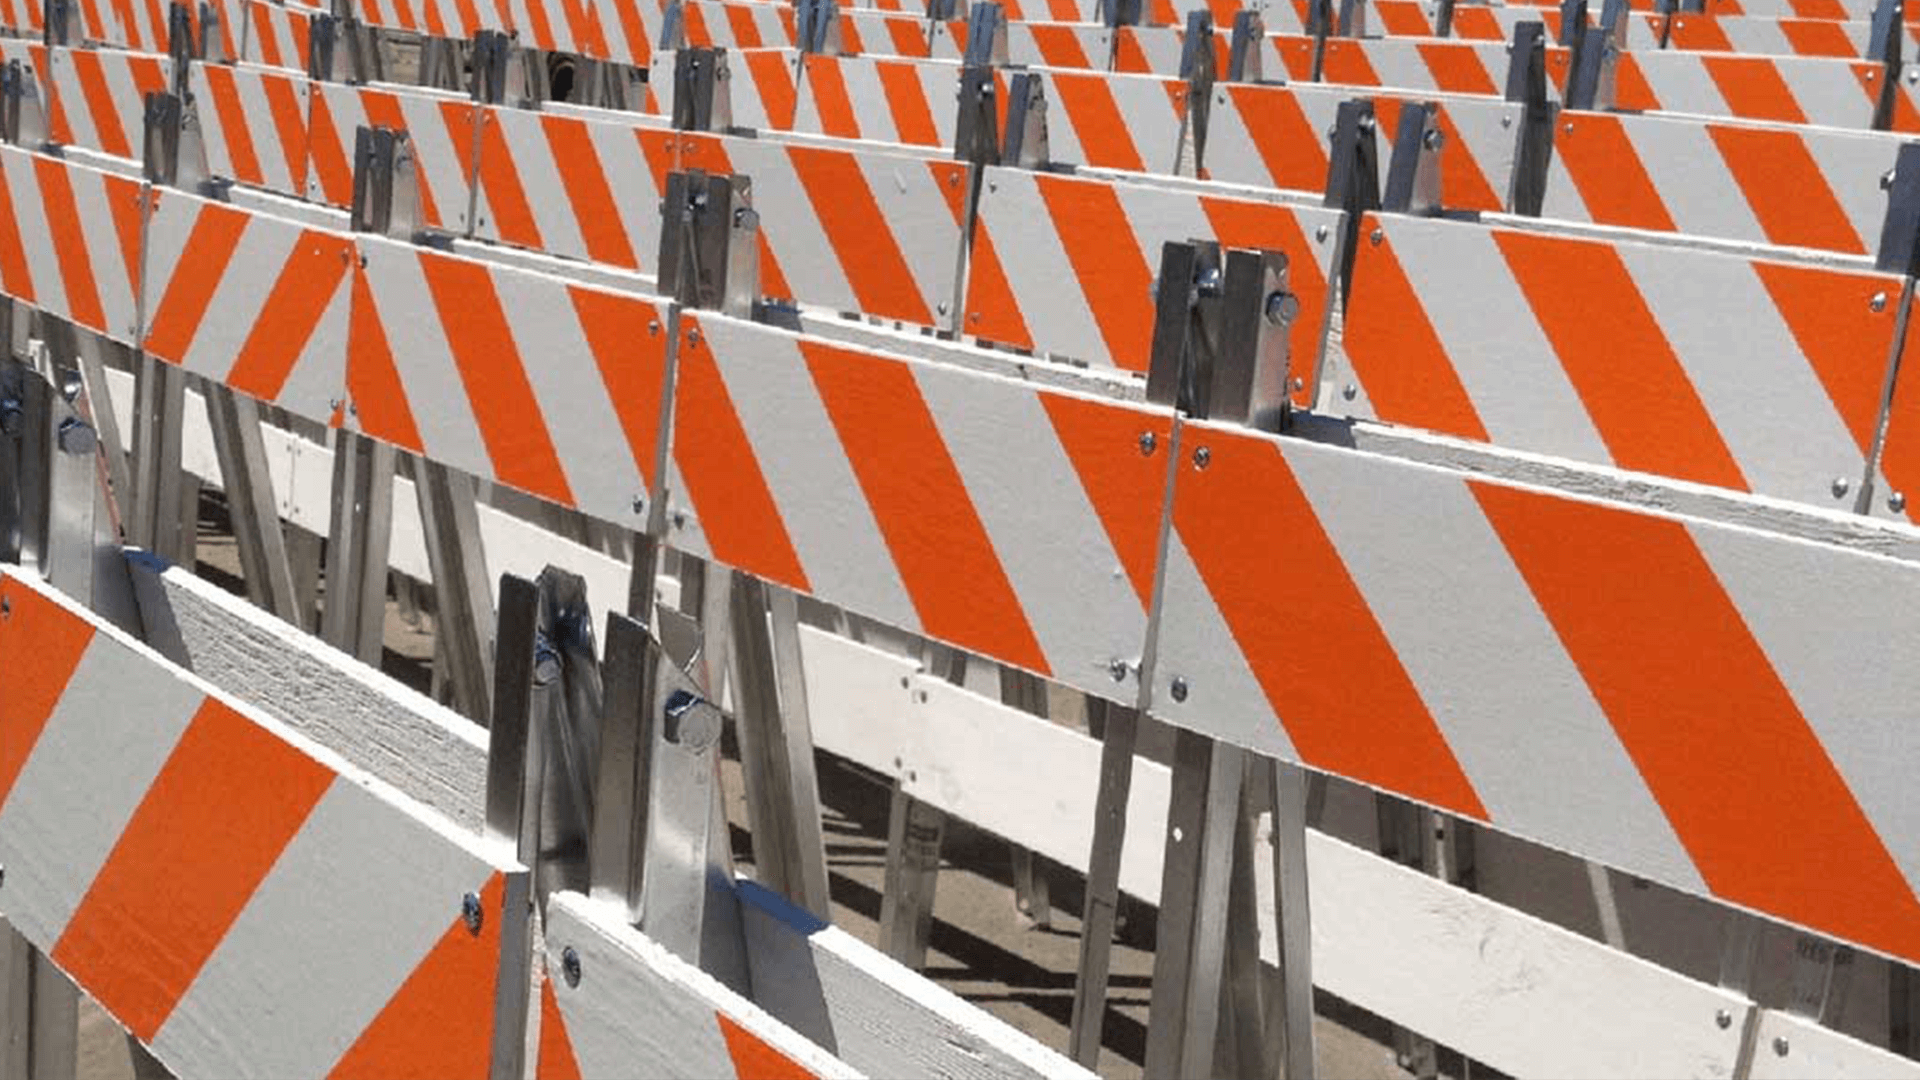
xmin=532 ymin=633 xmax=562 ymax=686
xmin=561 ymin=946 xmax=582 ymax=987
xmin=631 ymin=496 xmax=645 ymax=515
xmin=0 ymin=397 xmax=22 ymax=437
xmin=1773 ymin=1036 xmax=1790 ymax=1057
xmin=648 ymin=319 xmax=661 ymax=335
xmin=1715 ymin=1009 xmax=1732 ymax=1030
xmin=1832 ymin=476 xmax=1852 ymax=499
xmin=56 ymin=417 xmax=95 ymax=456
xmin=1369 ymin=228 xmax=1384 ymax=245
xmin=687 ymin=328 xmax=702 ymax=345
xmin=1872 ymin=291 xmax=1889 ymax=312
xmin=1192 ymin=446 xmax=1211 ymax=470
xmin=1343 ymin=383 xmax=1359 ymax=401
xmin=1265 ymin=290 xmax=1300 ymax=326
xmin=1138 ymin=430 xmax=1157 ymax=456
xmin=462 ymin=891 xmax=483 ymax=935
xmin=664 ymin=689 xmax=720 ymax=751
xmin=1108 ymin=658 xmax=1130 ymax=683
xmin=1422 ymin=128 xmax=1443 ymax=151
xmin=1885 ymin=169 xmax=1899 ymax=191
xmin=1315 ymin=224 xmax=1330 ymax=242
xmin=1891 ymin=491 xmax=1908 ymax=513
xmin=1170 ymin=676 xmax=1189 ymax=703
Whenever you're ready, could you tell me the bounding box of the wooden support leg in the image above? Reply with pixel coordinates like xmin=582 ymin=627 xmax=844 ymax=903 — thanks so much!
xmin=728 ymin=571 xmax=833 ymax=919
xmin=320 ymin=430 xmax=395 ymax=665
xmin=1068 ymin=697 xmax=1140 ymax=1068
xmin=205 ymin=384 xmax=302 ymax=624
xmin=414 ymin=456 xmax=495 ymax=724
xmin=1144 ymin=729 xmax=1247 ymax=1080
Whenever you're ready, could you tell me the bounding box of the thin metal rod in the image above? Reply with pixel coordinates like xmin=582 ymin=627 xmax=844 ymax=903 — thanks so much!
xmin=205 ymin=384 xmax=301 ymax=624
xmin=414 ymin=455 xmax=495 ymax=724
xmin=1270 ymin=759 xmax=1316 ymax=1080
xmin=1068 ymin=697 xmax=1140 ymax=1067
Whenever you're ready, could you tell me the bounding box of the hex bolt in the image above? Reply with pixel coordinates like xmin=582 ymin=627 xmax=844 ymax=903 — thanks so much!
xmin=1170 ymin=676 xmax=1189 ymax=703
xmin=1773 ymin=1037 xmax=1790 ymax=1058
xmin=631 ymin=496 xmax=645 ymax=515
xmin=1343 ymin=383 xmax=1359 ymax=401
xmin=0 ymin=397 xmax=21 ymax=437
xmin=1872 ymin=291 xmax=1889 ymax=312
xmin=532 ymin=632 xmax=562 ymax=686
xmin=1138 ymin=431 xmax=1157 ymax=456
xmin=561 ymin=946 xmax=582 ymax=988
xmin=1315 ymin=225 xmax=1330 ymax=243
xmin=1885 ymin=169 xmax=1899 ymax=191
xmin=1193 ymin=446 xmax=1211 ymax=470
xmin=664 ymin=689 xmax=721 ymax=751
xmin=1369 ymin=228 xmax=1384 ymax=246
xmin=462 ymin=891 xmax=483 ymax=935
xmin=1108 ymin=658 xmax=1129 ymax=683
xmin=1265 ymin=291 xmax=1300 ymax=326
xmin=1422 ymin=128 xmax=1444 ymax=151
xmin=1832 ymin=476 xmax=1852 ymax=499
xmin=1891 ymin=491 xmax=1908 ymax=513
xmin=56 ymin=417 xmax=95 ymax=456
xmin=1715 ymin=1009 xmax=1732 ymax=1030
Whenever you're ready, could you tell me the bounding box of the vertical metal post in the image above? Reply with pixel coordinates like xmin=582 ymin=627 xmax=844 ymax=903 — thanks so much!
xmin=1375 ymin=795 xmax=1440 ymax=1079
xmin=1002 ymin=666 xmax=1052 ymax=929
xmin=589 ymin=612 xmax=658 ymax=923
xmin=1215 ymin=770 xmax=1269 ymax=1080
xmin=878 ymin=778 xmax=946 ymax=970
xmin=320 ymin=430 xmax=394 ymax=664
xmin=483 ymin=573 xmax=540 ymax=1080
xmin=43 ymin=371 xmax=98 ymax=606
xmin=1068 ymin=697 xmax=1141 ymax=1066
xmin=127 ymin=351 xmax=187 ymax=564
xmin=728 ymin=571 xmax=832 ymax=919
xmin=1268 ymin=758 xmax=1316 ymax=1080
xmin=0 ymin=919 xmax=77 ymax=1080
xmin=1144 ymin=729 xmax=1247 ymax=1079
xmin=205 ymin=383 xmax=301 ymax=624
xmin=414 ymin=455 xmax=495 ymax=724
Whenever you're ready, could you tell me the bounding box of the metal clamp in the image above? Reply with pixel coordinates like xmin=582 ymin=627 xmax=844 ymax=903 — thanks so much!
xmin=1381 ymin=100 xmax=1442 ymax=216
xmin=1178 ymin=10 xmax=1215 ymax=175
xmin=797 ymin=0 xmax=843 ymax=55
xmin=1869 ymin=0 xmax=1905 ymax=129
xmin=349 ymin=125 xmax=424 ymax=239
xmin=1875 ymin=142 xmax=1920 ymax=274
xmin=1564 ymin=0 xmax=1625 ymax=111
xmin=339 ymin=17 xmax=385 ymax=84
xmin=1322 ymin=98 xmax=1380 ymax=295
xmin=657 ymin=170 xmax=759 ymax=316
xmin=0 ymin=60 xmax=47 ymax=149
xmin=1557 ymin=0 xmax=1588 ymax=47
xmin=1503 ymin=21 xmax=1557 ymax=217
xmin=41 ymin=0 xmax=76 ymax=48
xmin=1434 ymin=0 xmax=1457 ymax=36
xmin=1003 ymin=71 xmax=1049 ymax=170
xmin=954 ymin=65 xmax=998 ymax=166
xmin=167 ymin=1 xmax=194 ymax=98
xmin=469 ymin=29 xmax=539 ymax=108
xmin=307 ymin=12 xmax=337 ymax=81
xmin=141 ymin=91 xmax=210 ymax=191
xmin=197 ymin=1 xmax=225 ymax=63
xmin=961 ymin=1 xmax=1007 ymax=67
xmin=1099 ymin=0 xmax=1140 ymax=29
xmin=1226 ymin=10 xmax=1265 ymax=83
xmin=1144 ymin=240 xmax=1297 ymax=432
xmin=670 ymin=47 xmax=732 ymax=132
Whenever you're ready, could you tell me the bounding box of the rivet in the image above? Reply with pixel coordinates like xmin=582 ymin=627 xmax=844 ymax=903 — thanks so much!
xmin=1868 ymin=70 xmax=1878 ymax=81
xmin=648 ymin=319 xmax=661 ymax=335
xmin=1170 ymin=675 xmax=1189 ymax=702
xmin=328 ymin=397 xmax=343 ymax=414
xmin=462 ymin=891 xmax=483 ymax=935
xmin=1891 ymin=490 xmax=1907 ymax=513
xmin=937 ymin=301 xmax=949 ymax=316
xmin=1108 ymin=657 xmax=1129 ymax=682
xmin=688 ymin=328 xmax=702 ymax=345
xmin=1422 ymin=128 xmax=1443 ymax=151
xmin=1315 ymin=224 xmax=1330 ymax=243
xmin=987 ymin=181 xmax=997 ymax=193
xmin=1192 ymin=445 xmax=1211 ymax=469
xmin=56 ymin=417 xmax=95 ymax=456
xmin=672 ymin=510 xmax=687 ymax=529
xmin=1138 ymin=430 xmax=1157 ymax=456
xmin=631 ymin=496 xmax=645 ymax=515
xmin=1910 ymin=68 xmax=1919 ymax=85
xmin=1885 ymin=169 xmax=1899 ymax=191
xmin=1715 ymin=1009 xmax=1732 ymax=1030
xmin=1291 ymin=376 xmax=1305 ymax=391
xmin=1773 ymin=1036 xmax=1789 ymax=1057
xmin=1369 ymin=227 xmax=1383 ymax=245
xmin=561 ymin=946 xmax=582 ymax=987
xmin=947 ymin=171 xmax=960 ymax=187
xmin=1564 ymin=121 xmax=1574 ymax=133
xmin=1501 ymin=115 xmax=1513 ymax=128
xmin=1872 ymin=291 xmax=1889 ymax=312
xmin=1343 ymin=383 xmax=1358 ymax=401
xmin=1832 ymin=476 xmax=1852 ymax=498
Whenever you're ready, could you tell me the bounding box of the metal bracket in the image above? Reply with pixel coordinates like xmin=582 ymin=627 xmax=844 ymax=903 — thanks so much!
xmin=1003 ymin=71 xmax=1049 ymax=170
xmin=657 ymin=0 xmax=686 ymax=50
xmin=1564 ymin=0 xmax=1625 ymax=111
xmin=1381 ymin=100 xmax=1442 ymax=215
xmin=1177 ymin=10 xmax=1215 ymax=174
xmin=469 ymin=28 xmax=535 ymax=107
xmin=1504 ymin=21 xmax=1557 ymax=216
xmin=1557 ymin=0 xmax=1588 ymax=47
xmin=1144 ymin=240 xmax=1297 ymax=431
xmin=1434 ymin=0 xmax=1457 ymax=36
xmin=657 ymin=170 xmax=758 ymax=316
xmin=1322 ymin=97 xmax=1380 ymax=295
xmin=926 ymin=0 xmax=959 ymax=20
xmin=962 ymin=2 xmax=1007 ymax=67
xmin=141 ymin=91 xmax=210 ymax=191
xmin=198 ymin=1 xmax=225 ymax=62
xmin=1875 ymin=142 xmax=1920 ymax=274
xmin=307 ymin=12 xmax=337 ymax=81
xmin=797 ymin=0 xmax=843 ymax=55
xmin=339 ymin=17 xmax=385 ymax=84
xmin=0 ymin=61 xmax=48 ymax=149
xmin=1869 ymin=0 xmax=1904 ymax=129
xmin=1099 ymin=0 xmax=1140 ymax=29
xmin=670 ymin=47 xmax=732 ymax=131
xmin=350 ymin=125 xmax=424 ymax=240
xmin=167 ymin=2 xmax=194 ymax=97
xmin=954 ymin=65 xmax=999 ymax=166
xmin=1226 ymin=10 xmax=1265 ymax=83
xmin=41 ymin=0 xmax=76 ymax=48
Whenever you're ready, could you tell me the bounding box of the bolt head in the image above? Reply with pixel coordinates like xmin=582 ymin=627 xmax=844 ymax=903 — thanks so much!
xmin=1832 ymin=476 xmax=1852 ymax=499
xmin=1265 ymin=290 xmax=1300 ymax=326
xmin=664 ymin=689 xmax=720 ymax=750
xmin=1422 ymin=128 xmax=1443 ymax=151
xmin=1872 ymin=291 xmax=1889 ymax=312
xmin=1343 ymin=383 xmax=1358 ymax=401
xmin=462 ymin=891 xmax=483 ymax=935
xmin=1885 ymin=169 xmax=1899 ymax=191
xmin=56 ymin=417 xmax=95 ymax=456
xmin=1315 ymin=224 xmax=1330 ymax=242
xmin=1773 ymin=1036 xmax=1790 ymax=1057
xmin=1892 ymin=491 xmax=1908 ymax=513
xmin=532 ymin=638 xmax=562 ymax=686
xmin=0 ymin=397 xmax=21 ymax=437
xmin=1369 ymin=227 xmax=1384 ymax=246
xmin=1170 ymin=676 xmax=1189 ymax=703
xmin=1138 ymin=430 xmax=1157 ymax=456
xmin=1192 ymin=446 xmax=1211 ymax=469
xmin=631 ymin=496 xmax=645 ymax=515
xmin=561 ymin=946 xmax=582 ymax=987
xmin=1715 ymin=1009 xmax=1732 ymax=1030
xmin=1108 ymin=658 xmax=1129 ymax=683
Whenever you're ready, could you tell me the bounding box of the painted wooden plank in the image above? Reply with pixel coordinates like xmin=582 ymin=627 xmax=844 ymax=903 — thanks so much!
xmin=1749 ymin=1010 xmax=1920 ymax=1080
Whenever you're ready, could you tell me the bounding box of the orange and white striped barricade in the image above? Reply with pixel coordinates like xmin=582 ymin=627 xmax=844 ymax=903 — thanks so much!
xmin=307 ymin=81 xmax=479 ymax=232
xmin=346 ymin=233 xmax=673 ymax=527
xmin=537 ymin=892 xmax=861 ymax=1080
xmin=141 ymin=184 xmax=355 ymax=428
xmin=1324 ymin=209 xmax=1906 ymax=512
xmin=1611 ymin=49 xmax=1920 ymax=131
xmin=189 ymin=62 xmax=311 ymax=196
xmin=1205 ymin=84 xmax=1522 ymax=213
xmin=0 ymin=567 xmax=531 ymax=1078
xmin=1150 ymin=415 xmax=1920 ymax=968
xmin=1695 ymin=0 xmax=1907 ymax=21
xmin=668 ymin=0 xmax=935 ymax=57
xmin=1275 ymin=33 xmax=1573 ymax=95
xmin=240 ymin=0 xmax=318 ymax=71
xmin=1538 ymin=108 xmax=1903 ymax=256
xmin=471 ymin=106 xmax=968 ymax=328
xmin=660 ymin=308 xmax=1174 ymax=704
xmin=1663 ymin=12 xmax=1892 ymax=57
xmin=501 ymin=0 xmax=616 ymax=59
xmin=963 ymin=167 xmax=1343 ymax=383
xmin=42 ymin=46 xmax=169 ymax=163
xmin=0 ymin=144 xmax=144 ymax=346
xmin=646 ymin=48 xmax=802 ymax=131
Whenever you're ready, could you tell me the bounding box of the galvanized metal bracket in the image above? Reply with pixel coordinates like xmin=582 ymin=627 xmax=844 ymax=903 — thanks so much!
xmin=349 ymin=124 xmax=425 ymax=240
xmin=657 ymin=0 xmax=686 ymax=50
xmin=1381 ymin=100 xmax=1442 ymax=216
xmin=1322 ymin=97 xmax=1380 ymax=295
xmin=1504 ymin=21 xmax=1557 ymax=217
xmin=41 ymin=0 xmax=76 ymax=48
xmin=670 ymin=47 xmax=732 ymax=132
xmin=468 ymin=29 xmax=540 ymax=108
xmin=953 ymin=65 xmax=999 ymax=166
xmin=307 ymin=12 xmax=337 ymax=81
xmin=1227 ymin=10 xmax=1265 ymax=83
xmin=961 ymin=1 xmax=1007 ymax=67
xmin=1433 ymin=0 xmax=1457 ymax=36
xmin=1557 ymin=0 xmax=1588 ymax=47
xmin=926 ymin=0 xmax=960 ymax=21
xmin=1002 ymin=71 xmax=1049 ymax=170
xmin=198 ymin=0 xmax=225 ymax=62
xmin=167 ymin=1 xmax=194 ymax=97
xmin=797 ymin=0 xmax=843 ymax=55
xmin=1875 ymin=142 xmax=1920 ymax=274
xmin=657 ymin=170 xmax=759 ymax=316
xmin=1869 ymin=0 xmax=1904 ymax=129
xmin=1144 ymin=239 xmax=1297 ymax=432
xmin=141 ymin=90 xmax=211 ymax=193
xmin=339 ymin=17 xmax=385 ymax=84
xmin=1099 ymin=0 xmax=1140 ymax=29
xmin=0 ymin=60 xmax=48 ymax=149
xmin=1178 ymin=10 xmax=1215 ymax=172
xmin=1564 ymin=0 xmax=1625 ymax=111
